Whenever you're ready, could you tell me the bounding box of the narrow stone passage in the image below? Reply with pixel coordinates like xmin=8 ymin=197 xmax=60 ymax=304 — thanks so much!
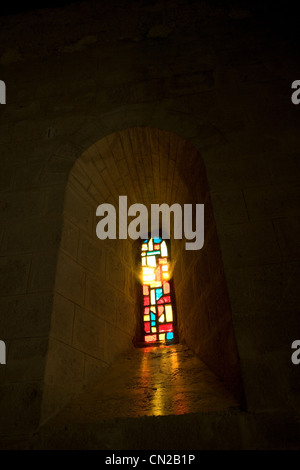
xmin=46 ymin=344 xmax=238 ymax=425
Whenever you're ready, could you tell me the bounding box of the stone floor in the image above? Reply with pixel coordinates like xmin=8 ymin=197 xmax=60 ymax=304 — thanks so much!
xmin=2 ymin=344 xmax=298 ymax=449
xmin=46 ymin=343 xmax=238 ymax=425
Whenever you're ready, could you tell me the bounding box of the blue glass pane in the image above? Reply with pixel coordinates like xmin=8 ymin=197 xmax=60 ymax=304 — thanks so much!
xmin=150 ymin=312 xmax=156 ymax=321
xmin=156 ymin=288 xmax=163 ymax=300
xmin=151 ymin=321 xmax=156 ymax=327
xmin=147 ymin=250 xmax=160 ymax=256
xmin=153 ymin=238 xmax=162 ymax=244
xmin=166 ymin=332 xmax=174 ymax=340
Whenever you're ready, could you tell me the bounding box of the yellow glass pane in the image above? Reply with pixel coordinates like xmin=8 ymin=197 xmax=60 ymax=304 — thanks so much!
xmin=144 ymin=315 xmax=150 ymax=321
xmin=143 ymin=267 xmax=154 ymax=275
xmin=150 ymin=289 xmax=156 ymax=305
xmin=147 ymin=256 xmax=156 ymax=267
xmin=159 ymin=333 xmax=165 ymax=341
xmin=142 ymin=244 xmax=148 ymax=251
xmin=143 ymin=274 xmax=155 ymax=283
xmin=148 ymin=239 xmax=153 ymax=251
xmin=165 ymin=305 xmax=173 ymax=322
xmin=162 ymin=265 xmax=168 ymax=272
xmin=162 ymin=272 xmax=169 ymax=280
xmin=152 ymin=327 xmax=157 ymax=333
xmin=142 ymin=257 xmax=146 ymax=266
xmin=158 ymin=314 xmax=165 ymax=323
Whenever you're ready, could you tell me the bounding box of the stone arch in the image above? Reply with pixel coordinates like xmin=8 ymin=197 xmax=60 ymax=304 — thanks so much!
xmin=41 ymin=126 xmax=244 ymax=422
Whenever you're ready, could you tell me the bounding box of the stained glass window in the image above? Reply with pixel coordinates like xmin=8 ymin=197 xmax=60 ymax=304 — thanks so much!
xmin=141 ymin=238 xmax=176 ymax=344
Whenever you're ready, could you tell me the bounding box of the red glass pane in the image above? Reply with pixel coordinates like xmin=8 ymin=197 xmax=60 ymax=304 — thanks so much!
xmin=163 ymin=282 xmax=170 ymax=294
xmin=144 ymin=296 xmax=150 ymax=306
xmin=145 ymin=334 xmax=157 ymax=343
xmin=154 ymin=244 xmax=160 ymax=250
xmin=143 ymin=285 xmax=149 ymax=295
xmin=157 ymin=295 xmax=171 ymax=304
xmin=144 ymin=307 xmax=150 ymax=315
xmin=158 ymin=323 xmax=173 ymax=333
xmin=155 ymin=266 xmax=161 ymax=282
xmin=144 ymin=322 xmax=150 ymax=333
xmin=158 ymin=305 xmax=164 ymax=315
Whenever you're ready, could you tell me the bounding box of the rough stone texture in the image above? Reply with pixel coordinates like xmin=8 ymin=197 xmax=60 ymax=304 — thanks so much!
xmin=0 ymin=0 xmax=299 ymax=449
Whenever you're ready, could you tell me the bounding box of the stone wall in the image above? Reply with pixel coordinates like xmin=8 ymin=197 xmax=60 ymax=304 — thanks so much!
xmin=0 ymin=0 xmax=299 ymax=441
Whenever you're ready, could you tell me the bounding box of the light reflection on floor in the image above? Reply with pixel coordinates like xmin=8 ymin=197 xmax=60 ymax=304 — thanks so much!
xmin=48 ymin=344 xmax=239 ymax=425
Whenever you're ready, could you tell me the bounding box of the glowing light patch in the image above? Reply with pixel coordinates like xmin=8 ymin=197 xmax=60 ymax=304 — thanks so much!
xmin=147 ymin=256 xmax=156 ymax=267
xmin=150 ymin=289 xmax=156 ymax=305
xmin=161 ymin=241 xmax=168 ymax=257
xmin=143 ymin=267 xmax=154 ymax=275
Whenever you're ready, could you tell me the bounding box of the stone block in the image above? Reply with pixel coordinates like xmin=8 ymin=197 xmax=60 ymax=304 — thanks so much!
xmin=5 ymin=337 xmax=48 ymax=383
xmin=63 ymin=185 xmax=94 ymax=234
xmin=0 ymin=255 xmax=31 ymax=296
xmin=77 ymin=233 xmax=105 ymax=276
xmin=28 ymin=251 xmax=57 ymax=293
xmin=115 ymin=293 xmax=136 ymax=336
xmin=268 ymin=153 xmax=300 ymax=185
xmin=60 ymin=219 xmax=79 ymax=260
xmin=272 ymin=217 xmax=300 ymax=260
xmin=226 ymin=262 xmax=300 ymax=316
xmin=0 ymin=382 xmax=42 ymax=435
xmin=44 ymin=185 xmax=66 ymax=217
xmin=84 ymin=354 xmax=109 ymax=388
xmin=1 ymin=217 xmax=61 ymax=255
xmin=105 ymin=252 xmax=126 ymax=292
xmin=55 ymin=252 xmax=85 ymax=305
xmin=211 ymin=189 xmax=249 ymax=226
xmin=241 ymin=352 xmax=290 ymax=412
xmin=218 ymin=220 xmax=280 ymax=268
xmin=244 ymin=184 xmax=300 ymax=220
xmin=84 ymin=272 xmax=117 ymax=322
xmin=50 ymin=293 xmax=75 ymax=344
xmin=42 ymin=338 xmax=85 ymax=421
xmin=0 ymin=293 xmax=52 ymax=338
xmin=0 ymin=190 xmax=45 ymax=225
xmin=72 ymin=306 xmax=106 ymax=360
